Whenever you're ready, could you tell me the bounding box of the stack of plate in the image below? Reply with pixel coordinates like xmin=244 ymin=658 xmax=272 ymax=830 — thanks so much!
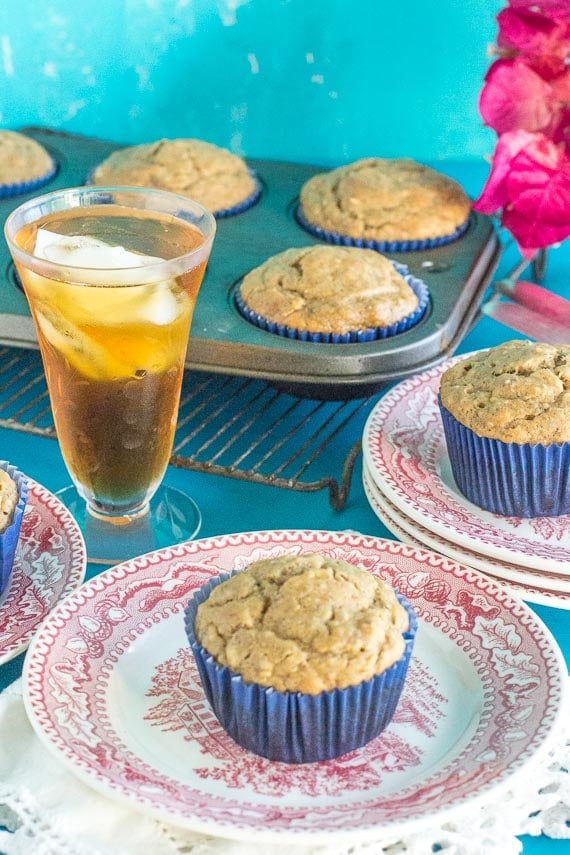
xmin=362 ymin=355 xmax=570 ymax=610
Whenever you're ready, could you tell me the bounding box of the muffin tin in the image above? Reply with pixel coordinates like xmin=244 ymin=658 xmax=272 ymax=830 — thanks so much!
xmin=0 ymin=128 xmax=500 ymax=398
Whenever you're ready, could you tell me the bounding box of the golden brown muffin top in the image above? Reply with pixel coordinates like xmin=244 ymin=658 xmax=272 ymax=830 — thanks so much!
xmin=195 ymin=553 xmax=410 ymax=695
xmin=300 ymin=157 xmax=471 ymax=242
xmin=0 ymin=469 xmax=18 ymax=532
xmin=239 ymin=245 xmax=419 ymax=333
xmin=440 ymin=340 xmax=570 ymax=444
xmin=0 ymin=131 xmax=54 ymax=184
xmin=91 ymin=138 xmax=256 ymax=214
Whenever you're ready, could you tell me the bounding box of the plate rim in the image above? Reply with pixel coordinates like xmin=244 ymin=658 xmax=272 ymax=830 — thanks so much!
xmin=0 ymin=476 xmax=87 ymax=665
xmin=362 ymin=464 xmax=570 ymax=611
xmin=21 ymin=528 xmax=569 ymax=843
xmin=363 ymin=461 xmax=570 ymax=595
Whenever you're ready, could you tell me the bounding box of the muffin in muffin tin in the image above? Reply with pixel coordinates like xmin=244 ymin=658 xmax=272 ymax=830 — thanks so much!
xmin=297 ymin=157 xmax=471 ymax=251
xmin=0 ymin=130 xmax=57 ymax=198
xmin=90 ymin=137 xmax=261 ymax=218
xmin=236 ymin=245 xmax=429 ymax=343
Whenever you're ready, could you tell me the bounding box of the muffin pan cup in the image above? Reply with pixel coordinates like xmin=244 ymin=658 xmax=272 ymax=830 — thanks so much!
xmin=0 ymin=128 xmax=501 ymax=399
xmin=0 ymin=461 xmax=28 ymax=596
xmin=184 ymin=570 xmax=418 ymax=764
xmin=439 ymin=399 xmax=570 ymax=517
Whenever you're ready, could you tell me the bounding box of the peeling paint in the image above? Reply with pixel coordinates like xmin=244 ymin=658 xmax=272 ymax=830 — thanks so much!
xmin=64 ymin=99 xmax=86 ymax=120
xmin=216 ymin=0 xmax=250 ymax=27
xmin=81 ymin=65 xmax=97 ymax=86
xmin=305 ymin=52 xmax=315 ymax=64
xmin=135 ymin=65 xmax=153 ymax=92
xmin=230 ymin=130 xmax=244 ymax=153
xmin=247 ymin=52 xmax=259 ymax=74
xmin=231 ymin=103 xmax=248 ymax=122
xmin=1 ymin=36 xmax=14 ymax=77
xmin=43 ymin=62 xmax=58 ymax=78
xmin=311 ymin=74 xmax=324 ymax=84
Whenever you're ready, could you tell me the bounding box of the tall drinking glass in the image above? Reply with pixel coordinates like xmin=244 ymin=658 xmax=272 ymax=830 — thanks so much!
xmin=5 ymin=186 xmax=216 ymax=564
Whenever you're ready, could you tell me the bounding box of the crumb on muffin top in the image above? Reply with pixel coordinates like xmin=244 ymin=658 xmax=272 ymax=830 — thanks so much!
xmin=91 ymin=138 xmax=256 ymax=214
xmin=440 ymin=340 xmax=570 ymax=444
xmin=195 ymin=553 xmax=410 ymax=695
xmin=0 ymin=131 xmax=54 ymax=184
xmin=0 ymin=469 xmax=18 ymax=532
xmin=299 ymin=157 xmax=471 ymax=242
xmin=239 ymin=245 xmax=420 ymax=333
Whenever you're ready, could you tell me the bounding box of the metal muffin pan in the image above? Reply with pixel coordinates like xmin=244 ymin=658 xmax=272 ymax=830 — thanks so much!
xmin=0 ymin=128 xmax=500 ymax=398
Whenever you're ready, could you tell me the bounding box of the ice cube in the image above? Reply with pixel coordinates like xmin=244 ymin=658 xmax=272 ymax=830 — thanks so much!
xmin=32 ymin=230 xmax=185 ymax=326
xmin=34 ymin=230 xmax=166 ymax=284
xmin=137 ymin=288 xmax=181 ymax=325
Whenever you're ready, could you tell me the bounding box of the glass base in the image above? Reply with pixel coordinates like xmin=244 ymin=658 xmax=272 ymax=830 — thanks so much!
xmin=56 ymin=483 xmax=202 ymax=566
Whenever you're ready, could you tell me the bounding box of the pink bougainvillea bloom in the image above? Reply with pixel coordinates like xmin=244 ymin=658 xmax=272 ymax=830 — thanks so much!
xmin=475 ymin=130 xmax=538 ymax=212
xmin=480 ymin=59 xmax=570 ymax=143
xmin=549 ymin=72 xmax=570 ymax=144
xmin=497 ymin=7 xmax=570 ymax=78
xmin=474 ymin=129 xmax=570 ymax=254
xmin=480 ymin=59 xmax=552 ymax=133
xmin=507 ymin=0 xmax=570 ymax=25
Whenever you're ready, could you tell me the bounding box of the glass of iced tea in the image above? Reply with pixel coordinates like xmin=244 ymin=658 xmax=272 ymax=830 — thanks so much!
xmin=5 ymin=186 xmax=216 ymax=564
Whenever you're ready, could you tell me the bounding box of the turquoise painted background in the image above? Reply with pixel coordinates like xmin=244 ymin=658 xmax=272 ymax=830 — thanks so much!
xmin=0 ymin=0 xmax=499 ymax=168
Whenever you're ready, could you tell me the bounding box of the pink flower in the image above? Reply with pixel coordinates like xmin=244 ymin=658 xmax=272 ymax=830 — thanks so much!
xmin=477 ymin=3 xmax=570 ymax=254
xmin=507 ymin=0 xmax=570 ymax=26
xmin=480 ymin=59 xmax=570 ymax=143
xmin=497 ymin=7 xmax=570 ymax=77
xmin=474 ymin=130 xmax=570 ymax=255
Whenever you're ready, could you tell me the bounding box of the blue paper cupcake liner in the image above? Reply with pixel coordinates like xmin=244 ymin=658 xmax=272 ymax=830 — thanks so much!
xmin=213 ymin=170 xmax=262 ymax=219
xmin=85 ymin=166 xmax=261 ymax=220
xmin=439 ymin=398 xmax=570 ymax=518
xmin=184 ymin=570 xmax=417 ymax=764
xmin=235 ymin=261 xmax=429 ymax=344
xmin=0 ymin=157 xmax=58 ymax=200
xmin=295 ymin=204 xmax=470 ymax=252
xmin=0 ymin=461 xmax=28 ymax=596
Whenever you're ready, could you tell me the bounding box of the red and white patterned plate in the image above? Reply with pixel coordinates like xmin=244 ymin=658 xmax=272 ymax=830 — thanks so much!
xmin=362 ymin=464 xmax=570 ymax=611
xmin=0 ymin=479 xmax=87 ymax=665
xmin=23 ymin=530 xmax=567 ymax=843
xmin=362 ymin=356 xmax=570 ymax=574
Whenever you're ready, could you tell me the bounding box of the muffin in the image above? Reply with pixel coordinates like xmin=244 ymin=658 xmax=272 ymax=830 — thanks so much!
xmin=297 ymin=157 xmax=471 ymax=251
xmin=0 ymin=130 xmax=57 ymax=198
xmin=90 ymin=138 xmax=260 ymax=217
xmin=236 ymin=245 xmax=429 ymax=343
xmin=0 ymin=461 xmax=28 ymax=596
xmin=439 ymin=340 xmax=570 ymax=517
xmin=184 ymin=553 xmax=417 ymax=763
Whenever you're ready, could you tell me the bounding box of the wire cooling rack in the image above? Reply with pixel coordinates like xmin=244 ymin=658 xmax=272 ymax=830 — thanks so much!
xmin=0 ymin=345 xmax=374 ymax=510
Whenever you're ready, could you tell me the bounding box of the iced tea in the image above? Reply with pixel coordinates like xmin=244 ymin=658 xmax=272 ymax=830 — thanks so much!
xmin=11 ymin=202 xmax=211 ymax=518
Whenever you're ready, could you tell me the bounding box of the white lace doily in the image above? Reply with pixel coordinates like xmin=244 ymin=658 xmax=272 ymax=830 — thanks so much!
xmin=0 ymin=676 xmax=568 ymax=855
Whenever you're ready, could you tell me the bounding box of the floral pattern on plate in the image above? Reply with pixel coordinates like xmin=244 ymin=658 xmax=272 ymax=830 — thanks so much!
xmin=23 ymin=530 xmax=567 ymax=843
xmin=362 ymin=356 xmax=570 ymax=573
xmin=0 ymin=479 xmax=86 ymax=665
xmin=362 ymin=464 xmax=570 ymax=611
